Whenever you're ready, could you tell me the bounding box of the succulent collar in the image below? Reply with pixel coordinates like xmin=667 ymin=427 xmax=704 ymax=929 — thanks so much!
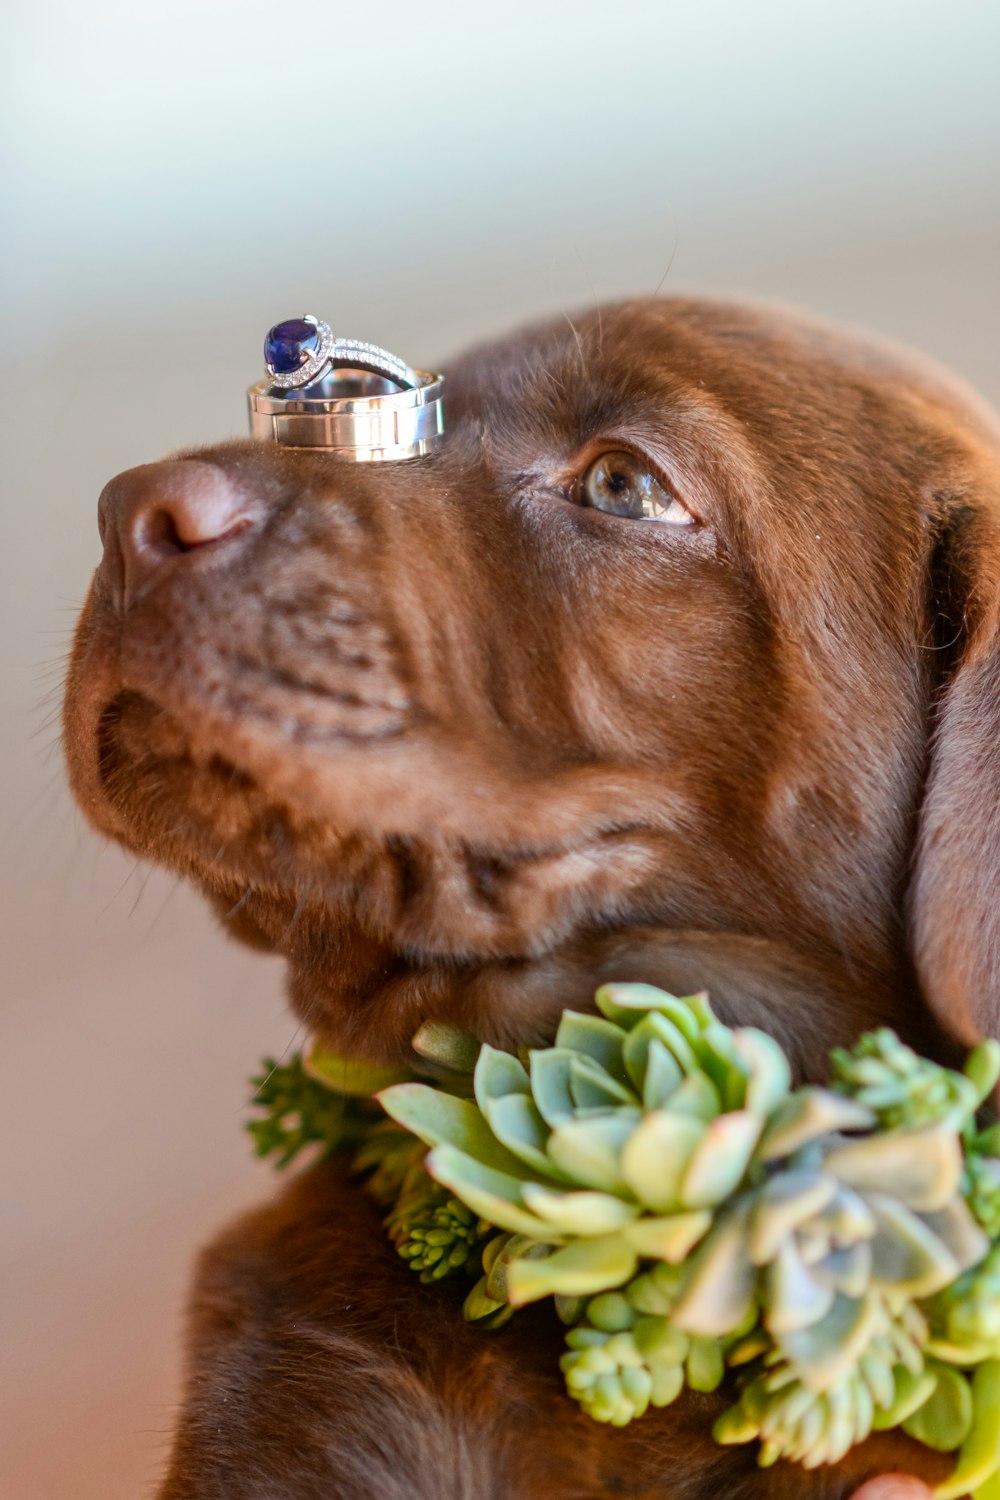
xmin=249 ymin=984 xmax=1000 ymax=1496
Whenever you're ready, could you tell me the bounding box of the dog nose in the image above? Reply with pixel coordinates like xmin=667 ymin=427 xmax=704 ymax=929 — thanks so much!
xmin=97 ymin=460 xmax=252 ymax=604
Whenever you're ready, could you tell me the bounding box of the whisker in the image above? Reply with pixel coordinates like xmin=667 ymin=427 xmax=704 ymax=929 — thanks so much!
xmin=100 ymin=860 xmax=141 ymax=915
xmin=561 ymin=311 xmax=586 ymax=374
xmin=145 ymin=875 xmax=182 ymax=937
xmin=247 ymin=1018 xmax=310 ymax=1105
xmin=281 ymin=883 xmax=310 ymax=945
xmin=128 ymin=864 xmax=155 ymax=918
xmin=651 ymin=233 xmax=680 ymax=300
xmin=222 ymin=887 xmax=252 ymax=921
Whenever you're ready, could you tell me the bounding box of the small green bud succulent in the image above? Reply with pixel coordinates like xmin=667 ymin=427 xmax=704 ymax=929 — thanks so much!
xmin=389 ymin=1188 xmax=487 ymax=1282
xmin=830 ymin=1029 xmax=996 ymax=1129
xmin=928 ymin=1246 xmax=1000 ymax=1359
xmin=558 ymin=1267 xmax=727 ymax=1425
xmin=967 ymin=1155 xmax=1000 ymax=1240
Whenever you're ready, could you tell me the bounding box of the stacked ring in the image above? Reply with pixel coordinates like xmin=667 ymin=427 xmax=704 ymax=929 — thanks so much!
xmin=247 ymin=314 xmax=445 ymax=462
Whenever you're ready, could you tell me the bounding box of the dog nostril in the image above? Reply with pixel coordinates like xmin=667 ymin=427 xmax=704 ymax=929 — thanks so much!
xmin=136 ymin=503 xmax=249 ymax=558
xmin=140 ymin=506 xmax=190 ymax=558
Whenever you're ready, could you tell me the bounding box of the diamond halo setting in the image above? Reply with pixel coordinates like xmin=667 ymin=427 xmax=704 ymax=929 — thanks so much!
xmin=262 ymin=315 xmax=419 ymax=392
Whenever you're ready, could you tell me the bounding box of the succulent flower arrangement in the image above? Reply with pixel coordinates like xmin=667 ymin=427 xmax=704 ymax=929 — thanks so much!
xmin=248 ymin=984 xmax=1000 ymax=1495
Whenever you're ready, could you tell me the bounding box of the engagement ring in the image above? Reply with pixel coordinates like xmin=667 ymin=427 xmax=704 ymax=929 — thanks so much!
xmin=248 ymin=315 xmax=445 ymax=461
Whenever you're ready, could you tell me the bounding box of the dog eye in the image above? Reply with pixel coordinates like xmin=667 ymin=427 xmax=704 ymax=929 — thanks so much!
xmin=579 ymin=451 xmax=694 ymax=524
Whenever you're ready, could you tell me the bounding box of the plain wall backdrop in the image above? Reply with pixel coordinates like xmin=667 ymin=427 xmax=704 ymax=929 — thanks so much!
xmin=3 ymin=3 xmax=999 ymax=1495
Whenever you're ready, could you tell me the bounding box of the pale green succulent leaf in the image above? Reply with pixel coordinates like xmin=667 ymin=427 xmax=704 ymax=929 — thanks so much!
xmin=595 ymin=983 xmax=695 ymax=1035
xmin=626 ymin=1265 xmax=681 ymax=1316
xmin=410 ymin=1022 xmax=481 ymax=1075
xmin=378 ymin=1083 xmax=531 ymax=1176
xmin=687 ymin=1336 xmax=725 ymax=1392
xmin=650 ymin=1362 xmax=687 ymax=1407
xmin=728 ymin=1328 xmax=772 ymax=1367
xmin=521 ymin=1182 xmax=639 ymax=1235
xmin=781 ymin=1292 xmax=881 ymax=1393
xmin=555 ymin=1293 xmax=587 ymax=1324
xmin=622 ymin=1016 xmax=682 ymax=1097
xmin=661 ymin=1067 xmax=720 ymax=1121
xmin=306 ymin=1047 xmax=412 ymax=1096
xmin=485 ymin=1233 xmax=549 ymax=1301
xmin=933 ymin=1359 xmax=1000 ymax=1500
xmin=964 ymin=1040 xmax=1000 ymax=1106
xmin=462 ymin=1274 xmax=509 ymax=1322
xmin=473 ymin=1045 xmax=530 ymax=1109
xmin=816 ymin=1184 xmax=878 ymax=1244
xmin=865 ymin=1192 xmax=961 ymax=1297
xmin=652 ymin=991 xmax=714 ymax=1044
xmin=927 ymin=1337 xmax=1000 ymax=1365
xmin=619 ymin=1109 xmax=705 ymax=1211
xmin=598 ymin=990 xmax=701 ymax=1072
xmin=825 ymin=1120 xmax=963 ymax=1213
xmin=749 ymin=1168 xmax=840 ymax=1265
xmin=765 ymin=1238 xmax=837 ymax=1334
xmin=970 ymin=1466 xmax=1000 ymax=1500
xmin=974 ymin=1123 xmax=1000 ymax=1156
xmin=425 ymin=1144 xmax=563 ymax=1238
xmin=483 ymin=1093 xmax=574 ymax=1181
xmin=732 ymin=1027 xmax=792 ymax=1117
xmin=584 ymin=1292 xmax=635 ymax=1333
xmin=921 ymin=1199 xmax=991 ymax=1275
xmin=506 ymin=1232 xmax=638 ymax=1306
xmin=698 ymin=1022 xmax=749 ymax=1109
xmin=480 ymin=1232 xmax=512 ymax=1278
xmin=639 ymin=1010 xmax=699 ymax=1075
xmin=859 ymin=1348 xmax=897 ymax=1411
xmin=713 ymin=1402 xmax=761 ymax=1445
xmin=529 ymin=1048 xmax=576 ymax=1127
xmin=554 ymin=1012 xmax=628 ymax=1081
xmin=901 ymin=1365 xmax=973 ymax=1453
xmin=639 ymin=1038 xmax=687 ymax=1110
xmin=622 ymin=1210 xmax=713 ymax=1262
xmin=811 ymin=1241 xmax=872 ymax=1299
xmin=620 ymin=1363 xmax=653 ymax=1418
xmin=569 ymin=1053 xmax=638 ymax=1110
xmin=757 ymin=1088 xmax=875 ymax=1161
xmin=546 ymin=1111 xmax=640 ymax=1194
xmin=821 ymin=1379 xmax=863 ymax=1465
xmin=679 ymin=1110 xmax=762 ymax=1209
xmin=670 ymin=1200 xmax=757 ymax=1337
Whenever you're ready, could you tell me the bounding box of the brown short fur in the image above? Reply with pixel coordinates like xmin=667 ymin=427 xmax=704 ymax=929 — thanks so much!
xmin=63 ymin=298 xmax=1000 ymax=1496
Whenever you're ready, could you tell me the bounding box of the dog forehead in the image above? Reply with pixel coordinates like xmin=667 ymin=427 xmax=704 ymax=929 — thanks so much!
xmin=443 ymin=296 xmax=959 ymax=444
xmin=441 ymin=297 xmax=893 ymax=486
xmin=444 ymin=301 xmax=708 ymax=442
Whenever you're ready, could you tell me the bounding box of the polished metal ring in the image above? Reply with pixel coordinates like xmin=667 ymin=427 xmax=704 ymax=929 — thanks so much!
xmin=248 ymin=315 xmax=445 ymax=461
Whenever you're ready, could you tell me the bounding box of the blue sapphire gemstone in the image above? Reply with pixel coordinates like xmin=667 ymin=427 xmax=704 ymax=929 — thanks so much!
xmin=264 ymin=318 xmax=320 ymax=374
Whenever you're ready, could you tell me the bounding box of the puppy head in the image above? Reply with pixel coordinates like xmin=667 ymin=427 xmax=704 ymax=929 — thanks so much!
xmin=63 ymin=299 xmax=1000 ymax=1064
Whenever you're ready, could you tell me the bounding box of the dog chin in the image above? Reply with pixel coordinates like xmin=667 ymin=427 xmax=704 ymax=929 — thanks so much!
xmin=75 ymin=689 xmax=654 ymax=982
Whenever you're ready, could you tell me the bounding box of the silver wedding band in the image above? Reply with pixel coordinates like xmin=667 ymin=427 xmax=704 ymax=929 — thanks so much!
xmin=248 ymin=371 xmax=445 ymax=461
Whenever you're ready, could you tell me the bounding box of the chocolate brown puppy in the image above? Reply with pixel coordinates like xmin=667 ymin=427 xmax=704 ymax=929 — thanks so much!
xmin=64 ymin=299 xmax=1000 ymax=1496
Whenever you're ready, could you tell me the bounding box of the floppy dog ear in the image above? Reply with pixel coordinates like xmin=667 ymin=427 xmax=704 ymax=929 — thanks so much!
xmin=909 ymin=481 xmax=1000 ymax=1047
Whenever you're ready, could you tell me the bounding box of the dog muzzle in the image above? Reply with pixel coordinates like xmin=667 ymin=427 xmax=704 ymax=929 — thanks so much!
xmin=247 ymin=315 xmax=445 ymax=461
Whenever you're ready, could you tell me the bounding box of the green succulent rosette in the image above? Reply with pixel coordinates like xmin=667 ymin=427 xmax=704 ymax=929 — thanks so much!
xmin=249 ymin=984 xmax=1000 ymax=1496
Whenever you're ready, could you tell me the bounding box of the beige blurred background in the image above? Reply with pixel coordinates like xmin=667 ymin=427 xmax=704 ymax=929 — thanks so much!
xmin=3 ymin=2 xmax=999 ymax=1495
